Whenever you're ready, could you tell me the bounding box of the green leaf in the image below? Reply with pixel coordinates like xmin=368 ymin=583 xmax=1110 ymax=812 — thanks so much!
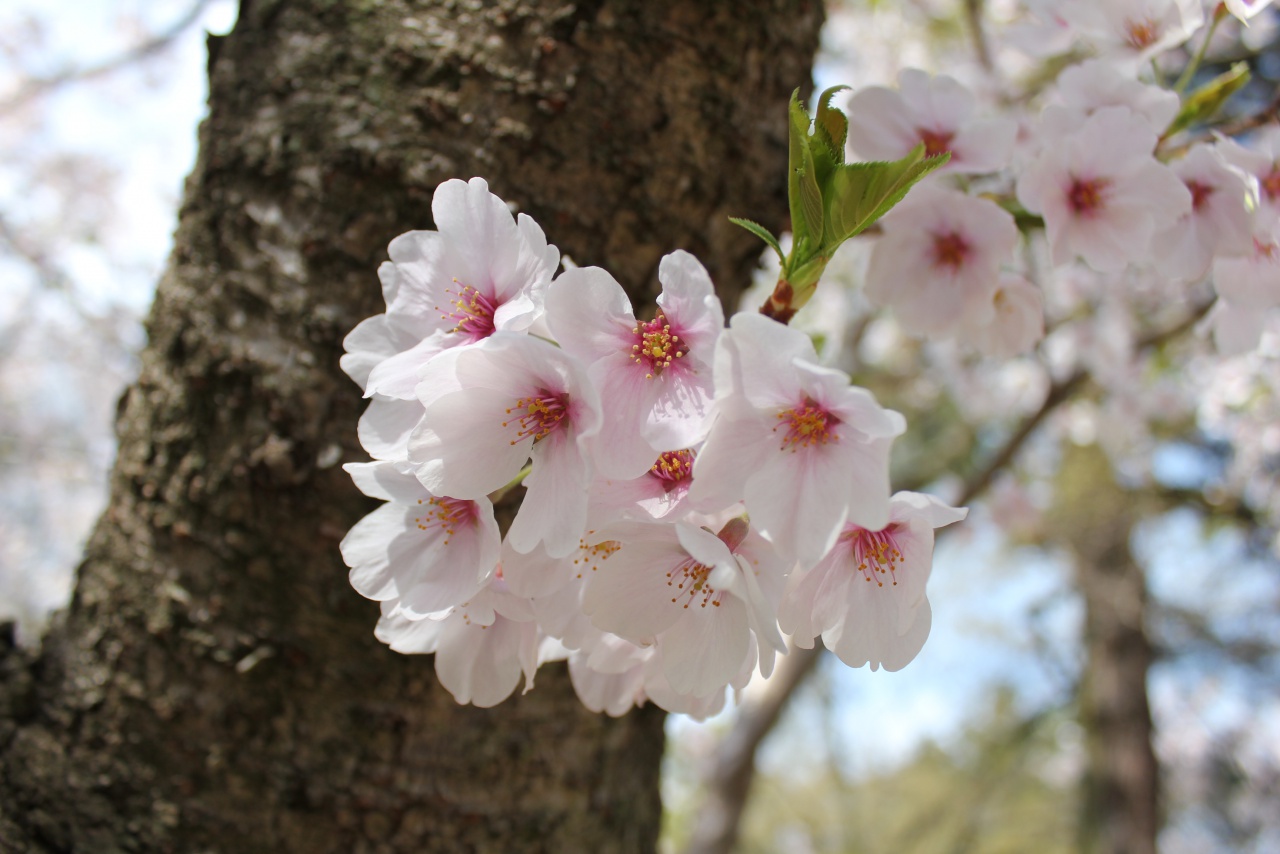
xmin=810 ymin=86 xmax=850 ymax=188
xmin=812 ymin=85 xmax=850 ymax=163
xmin=823 ymin=143 xmax=950 ymax=247
xmin=728 ymin=216 xmax=785 ymax=262
xmin=786 ymin=251 xmax=829 ymax=297
xmin=787 ymin=90 xmax=824 ymax=246
xmin=1164 ymin=62 xmax=1250 ymax=138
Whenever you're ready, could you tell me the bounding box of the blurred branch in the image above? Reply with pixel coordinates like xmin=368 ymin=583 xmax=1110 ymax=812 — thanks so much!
xmin=1152 ymin=601 xmax=1279 ymax=669
xmin=1153 ymin=485 xmax=1262 ymax=527
xmin=0 ymin=210 xmax=136 ymax=363
xmin=958 ymin=296 xmax=1214 ymax=507
xmin=963 ymin=0 xmax=994 ymax=74
xmin=957 ymin=368 xmax=1088 ymax=507
xmin=0 ymin=211 xmax=63 ymax=361
xmin=680 ymin=643 xmax=823 ymax=854
xmin=0 ymin=0 xmax=213 ymax=118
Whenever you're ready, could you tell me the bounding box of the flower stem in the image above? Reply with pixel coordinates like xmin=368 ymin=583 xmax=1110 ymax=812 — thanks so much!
xmin=488 ymin=465 xmax=532 ymax=503
xmin=1176 ymin=6 xmax=1227 ymax=94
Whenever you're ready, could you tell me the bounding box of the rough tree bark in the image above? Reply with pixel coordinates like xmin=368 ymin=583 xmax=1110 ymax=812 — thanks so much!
xmin=1055 ymin=444 xmax=1160 ymax=854
xmin=0 ymin=1 xmax=822 ymax=851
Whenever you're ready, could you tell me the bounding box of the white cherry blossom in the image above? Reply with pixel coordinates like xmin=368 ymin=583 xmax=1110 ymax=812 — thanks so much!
xmin=1211 ymin=231 xmax=1280 ymax=353
xmin=1152 ymin=144 xmax=1256 ymax=284
xmin=691 ymin=313 xmax=905 ymax=567
xmin=1040 ymin=59 xmax=1181 ymax=138
xmin=778 ymin=492 xmax=967 ymax=672
xmin=1017 ymin=106 xmax=1191 ymax=272
xmin=1224 ymin=0 xmax=1275 ymax=22
xmin=958 ymin=274 xmax=1046 ymax=359
xmin=347 ymin=177 xmax=559 ymax=400
xmin=1060 ymin=0 xmax=1203 ymax=59
xmin=340 ymin=461 xmax=500 ymax=617
xmin=567 ymin=635 xmax=651 ymax=717
xmin=585 ymin=448 xmax=698 ymax=528
xmin=846 ymin=69 xmax=1016 ymax=174
xmin=547 ymin=250 xmax=723 ymax=479
xmin=581 ymin=518 xmax=787 ymax=698
xmin=1217 ymin=128 xmax=1280 ymax=231
xmin=408 ymin=332 xmax=602 ymax=557
xmin=374 ymin=579 xmax=540 ymax=708
xmin=865 ymin=184 xmax=1019 ymax=337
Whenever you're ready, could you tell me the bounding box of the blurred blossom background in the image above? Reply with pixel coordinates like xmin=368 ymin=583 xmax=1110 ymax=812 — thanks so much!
xmin=3 ymin=1 xmax=1278 ymax=852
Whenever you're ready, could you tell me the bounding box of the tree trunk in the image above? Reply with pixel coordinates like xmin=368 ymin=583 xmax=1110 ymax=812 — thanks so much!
xmin=1056 ymin=445 xmax=1160 ymax=854
xmin=0 ymin=1 xmax=822 ymax=851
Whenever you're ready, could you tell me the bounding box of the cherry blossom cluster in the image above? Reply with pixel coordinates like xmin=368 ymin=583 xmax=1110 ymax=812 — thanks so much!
xmin=340 ymin=178 xmax=964 ymax=715
xmin=783 ymin=0 xmax=1280 ymax=541
xmin=338 ymin=0 xmax=1280 ymax=714
xmin=804 ymin=2 xmax=1280 ymax=369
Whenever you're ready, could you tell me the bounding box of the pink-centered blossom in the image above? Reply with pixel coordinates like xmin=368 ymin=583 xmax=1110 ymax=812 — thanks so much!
xmin=346 ymin=177 xmax=560 ymax=400
xmin=1059 ymin=0 xmax=1203 ymax=59
xmin=690 ymin=313 xmax=905 ymax=568
xmin=865 ymin=184 xmax=1019 ymax=337
xmin=340 ymin=461 xmax=500 ymax=617
xmin=585 ymin=448 xmax=698 ymax=528
xmin=1152 ymin=144 xmax=1256 ymax=284
xmin=408 ymin=332 xmax=602 ymax=558
xmin=846 ymin=69 xmax=1016 ymax=174
xmin=546 ymin=250 xmax=723 ymax=479
xmin=581 ymin=518 xmax=787 ymax=698
xmin=1017 ymin=106 xmax=1191 ymax=272
xmin=778 ymin=491 xmax=966 ymax=672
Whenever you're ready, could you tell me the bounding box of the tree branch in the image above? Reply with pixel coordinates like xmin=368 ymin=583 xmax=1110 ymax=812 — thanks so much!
xmin=959 ymin=296 xmax=1214 ymax=506
xmin=0 ymin=0 xmax=213 ymax=117
xmin=681 ymin=643 xmax=824 ymax=854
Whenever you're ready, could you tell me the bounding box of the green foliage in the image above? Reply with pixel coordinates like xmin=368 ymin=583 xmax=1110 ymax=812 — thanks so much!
xmin=732 ymin=690 xmax=1078 ymax=854
xmin=742 ymin=87 xmax=948 ymax=318
xmin=1165 ymin=62 xmax=1250 ymax=138
xmin=729 ymin=217 xmax=786 ymax=263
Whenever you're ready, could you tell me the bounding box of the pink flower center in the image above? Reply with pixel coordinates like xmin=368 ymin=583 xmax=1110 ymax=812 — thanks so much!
xmin=649 ymin=449 xmax=695 ymax=494
xmin=843 ymin=523 xmax=904 ymax=587
xmin=931 ymin=231 xmax=970 ymax=270
xmin=1186 ymin=179 xmax=1215 ymax=211
xmin=1124 ymin=17 xmax=1160 ymax=50
xmin=1261 ymin=167 xmax=1280 ymax=202
xmin=502 ymin=389 xmax=569 ymax=444
xmin=775 ymin=398 xmax=840 ymax=451
xmin=918 ymin=128 xmax=954 ymax=158
xmin=415 ymin=496 xmax=478 ymax=545
xmin=437 ymin=278 xmax=497 ymax=342
xmin=630 ymin=310 xmax=688 ymax=378
xmin=1067 ymin=177 xmax=1109 ymax=218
